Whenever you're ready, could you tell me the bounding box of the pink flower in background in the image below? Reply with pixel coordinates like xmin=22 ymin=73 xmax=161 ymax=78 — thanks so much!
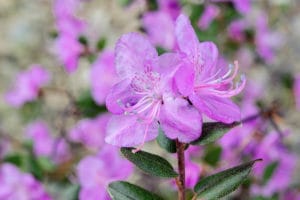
xmin=91 ymin=51 xmax=118 ymax=105
xmin=198 ymin=4 xmax=220 ymax=30
xmin=255 ymin=14 xmax=283 ymax=63
xmin=105 ymin=32 xmax=202 ymax=147
xmin=0 ymin=163 xmax=52 ymax=200
xmin=228 ymin=19 xmax=247 ymax=42
xmin=142 ymin=11 xmax=176 ymax=50
xmin=53 ymin=0 xmax=85 ymax=73
xmin=54 ymin=35 xmax=84 ymax=73
xmin=157 ymin=0 xmax=181 ymax=20
xmin=5 ymin=65 xmax=50 ymax=107
xmin=294 ymin=75 xmax=300 ymax=110
xmin=174 ymin=14 xmax=246 ymax=124
xmin=26 ymin=121 xmax=70 ymax=164
xmin=69 ymin=114 xmax=110 ymax=150
xmin=77 ymin=146 xmax=133 ymax=200
xmin=252 ymin=131 xmax=297 ymax=196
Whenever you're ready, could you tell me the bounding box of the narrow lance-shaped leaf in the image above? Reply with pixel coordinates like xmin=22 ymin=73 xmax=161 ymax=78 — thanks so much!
xmin=156 ymin=127 xmax=176 ymax=153
xmin=193 ymin=159 xmax=262 ymax=200
xmin=121 ymin=147 xmax=178 ymax=178
xmin=191 ymin=122 xmax=240 ymax=145
xmin=108 ymin=181 xmax=163 ymax=200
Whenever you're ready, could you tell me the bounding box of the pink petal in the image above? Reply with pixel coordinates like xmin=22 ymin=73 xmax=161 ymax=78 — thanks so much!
xmin=105 ymin=115 xmax=159 ymax=147
xmin=190 ymin=94 xmax=241 ymax=123
xmin=91 ymin=50 xmax=118 ymax=105
xmin=159 ymin=97 xmax=202 ymax=143
xmin=174 ymin=63 xmax=195 ymax=96
xmin=142 ymin=11 xmax=175 ymax=50
xmin=105 ymin=79 xmax=140 ymax=114
xmin=115 ymin=32 xmax=158 ymax=78
xmin=197 ymin=41 xmax=219 ymax=81
xmin=175 ymin=14 xmax=200 ymax=64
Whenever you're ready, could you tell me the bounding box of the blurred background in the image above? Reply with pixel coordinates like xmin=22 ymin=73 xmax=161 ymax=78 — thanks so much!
xmin=0 ymin=0 xmax=299 ymax=199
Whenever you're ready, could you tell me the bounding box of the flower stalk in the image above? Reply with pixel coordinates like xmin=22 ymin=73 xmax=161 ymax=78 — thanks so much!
xmin=176 ymin=139 xmax=186 ymax=200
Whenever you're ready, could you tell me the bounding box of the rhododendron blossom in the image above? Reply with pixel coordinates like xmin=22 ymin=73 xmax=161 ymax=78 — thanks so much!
xmin=77 ymin=146 xmax=133 ymax=200
xmin=26 ymin=121 xmax=70 ymax=164
xmin=90 ymin=51 xmax=118 ymax=105
xmin=174 ymin=14 xmax=246 ymax=124
xmin=0 ymin=164 xmax=52 ymax=200
xmin=5 ymin=65 xmax=50 ymax=107
xmin=105 ymin=32 xmax=202 ymax=148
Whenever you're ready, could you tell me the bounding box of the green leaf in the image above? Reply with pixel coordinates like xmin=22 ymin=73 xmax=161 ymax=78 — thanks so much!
xmin=191 ymin=122 xmax=239 ymax=145
xmin=3 ymin=153 xmax=23 ymax=167
xmin=108 ymin=181 xmax=163 ymax=200
xmin=203 ymin=145 xmax=222 ymax=167
xmin=194 ymin=159 xmax=262 ymax=200
xmin=96 ymin=37 xmax=107 ymax=51
xmin=121 ymin=147 xmax=178 ymax=178
xmin=156 ymin=127 xmax=176 ymax=153
xmin=262 ymin=161 xmax=279 ymax=185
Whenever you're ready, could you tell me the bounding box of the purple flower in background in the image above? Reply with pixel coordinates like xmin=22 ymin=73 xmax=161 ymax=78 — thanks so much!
xmin=252 ymin=131 xmax=296 ymax=197
xmin=255 ymin=14 xmax=283 ymax=63
xmin=0 ymin=163 xmax=52 ymax=200
xmin=69 ymin=114 xmax=111 ymax=150
xmin=53 ymin=0 xmax=85 ymax=73
xmin=174 ymin=14 xmax=246 ymax=124
xmin=142 ymin=11 xmax=176 ymax=50
xmin=77 ymin=145 xmax=133 ymax=200
xmin=26 ymin=121 xmax=70 ymax=163
xmin=294 ymin=75 xmax=300 ymax=110
xmin=228 ymin=19 xmax=247 ymax=42
xmin=105 ymin=32 xmax=202 ymax=148
xmin=91 ymin=51 xmax=118 ymax=105
xmin=157 ymin=0 xmax=181 ymax=20
xmin=198 ymin=4 xmax=220 ymax=30
xmin=5 ymin=65 xmax=50 ymax=108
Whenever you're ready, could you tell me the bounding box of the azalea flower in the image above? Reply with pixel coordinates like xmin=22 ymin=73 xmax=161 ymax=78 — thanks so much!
xmin=26 ymin=121 xmax=70 ymax=164
xmin=174 ymin=14 xmax=246 ymax=124
xmin=77 ymin=146 xmax=133 ymax=200
xmin=90 ymin=51 xmax=118 ymax=105
xmin=105 ymin=32 xmax=202 ymax=148
xmin=198 ymin=4 xmax=220 ymax=30
xmin=5 ymin=65 xmax=50 ymax=107
xmin=252 ymin=131 xmax=296 ymax=197
xmin=68 ymin=114 xmax=111 ymax=150
xmin=0 ymin=164 xmax=52 ymax=200
xmin=53 ymin=0 xmax=85 ymax=73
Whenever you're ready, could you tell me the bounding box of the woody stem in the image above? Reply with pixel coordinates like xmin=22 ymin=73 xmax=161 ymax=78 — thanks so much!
xmin=176 ymin=139 xmax=186 ymax=200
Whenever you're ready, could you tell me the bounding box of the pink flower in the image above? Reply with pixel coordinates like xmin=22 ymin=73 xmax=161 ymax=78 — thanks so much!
xmin=53 ymin=0 xmax=85 ymax=73
xmin=142 ymin=11 xmax=176 ymax=50
xmin=0 ymin=163 xmax=52 ymax=200
xmin=157 ymin=0 xmax=181 ymax=20
xmin=252 ymin=131 xmax=296 ymax=196
xmin=26 ymin=121 xmax=70 ymax=163
xmin=105 ymin=32 xmax=202 ymax=148
xmin=174 ymin=14 xmax=246 ymax=124
xmin=198 ymin=4 xmax=220 ymax=30
xmin=77 ymin=146 xmax=133 ymax=200
xmin=255 ymin=14 xmax=283 ymax=63
xmin=5 ymin=65 xmax=50 ymax=107
xmin=91 ymin=51 xmax=118 ymax=105
xmin=227 ymin=19 xmax=247 ymax=42
xmin=294 ymin=75 xmax=300 ymax=110
xmin=68 ymin=114 xmax=111 ymax=150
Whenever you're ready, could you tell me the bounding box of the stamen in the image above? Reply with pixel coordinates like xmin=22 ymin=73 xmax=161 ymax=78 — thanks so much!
xmin=132 ymin=124 xmax=149 ymax=153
